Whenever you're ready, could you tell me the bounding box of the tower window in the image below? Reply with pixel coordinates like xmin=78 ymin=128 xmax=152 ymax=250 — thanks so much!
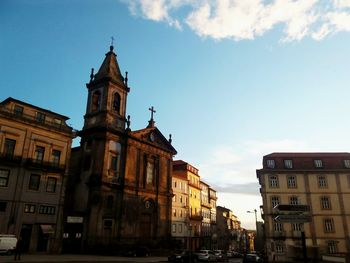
xmin=36 ymin=112 xmax=46 ymax=123
xmin=314 ymin=159 xmax=323 ymax=168
xmin=91 ymin=90 xmax=101 ymax=112
xmin=14 ymin=105 xmax=23 ymax=116
xmin=113 ymin=92 xmax=121 ymax=113
xmin=344 ymin=160 xmax=350 ymax=168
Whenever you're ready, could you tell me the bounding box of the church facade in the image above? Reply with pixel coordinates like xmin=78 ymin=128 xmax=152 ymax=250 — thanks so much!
xmin=64 ymin=45 xmax=177 ymax=253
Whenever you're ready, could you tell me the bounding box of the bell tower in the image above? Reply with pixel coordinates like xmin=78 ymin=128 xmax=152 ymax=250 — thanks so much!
xmin=84 ymin=45 xmax=129 ymax=131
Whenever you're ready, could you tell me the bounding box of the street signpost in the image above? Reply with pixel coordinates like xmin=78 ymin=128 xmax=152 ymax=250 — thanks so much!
xmin=273 ymin=204 xmax=311 ymax=263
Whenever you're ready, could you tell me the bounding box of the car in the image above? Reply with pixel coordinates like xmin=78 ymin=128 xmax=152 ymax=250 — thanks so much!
xmin=168 ymin=250 xmax=199 ymax=263
xmin=0 ymin=235 xmax=17 ymax=255
xmin=195 ymin=250 xmax=217 ymax=262
xmin=213 ymin=250 xmax=228 ymax=262
xmin=228 ymin=251 xmax=243 ymax=258
xmin=243 ymin=253 xmax=262 ymax=263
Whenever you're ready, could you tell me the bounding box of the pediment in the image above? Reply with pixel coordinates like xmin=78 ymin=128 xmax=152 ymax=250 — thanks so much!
xmin=130 ymin=127 xmax=177 ymax=154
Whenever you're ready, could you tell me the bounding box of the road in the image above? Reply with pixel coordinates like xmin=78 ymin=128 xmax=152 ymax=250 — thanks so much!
xmin=0 ymin=254 xmax=244 ymax=263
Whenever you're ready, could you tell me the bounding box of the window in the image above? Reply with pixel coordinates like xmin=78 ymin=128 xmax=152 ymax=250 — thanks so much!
xmin=290 ymin=196 xmax=300 ymax=205
xmin=269 ymin=175 xmax=279 ymax=188
xmin=173 ymin=209 xmax=176 ymax=217
xmin=274 ymin=222 xmax=283 ymax=232
xmin=91 ymin=90 xmax=101 ymax=111
xmin=113 ymin=92 xmax=121 ymax=113
xmin=103 ymin=219 xmax=113 ymax=229
xmin=36 ymin=112 xmax=46 ymax=123
xmin=271 ymin=196 xmax=280 ymax=208
xmin=328 ymin=241 xmax=338 ymax=254
xmin=146 ymin=158 xmax=154 ymax=185
xmin=284 ymin=159 xmax=293 ymax=169
xmin=275 ymin=243 xmax=284 ymax=254
xmin=267 ymin=159 xmax=275 ymax=168
xmin=324 ymin=218 xmax=334 ymax=233
xmin=318 ymin=175 xmax=327 ymax=188
xmin=53 ymin=118 xmax=62 ymax=127
xmin=174 ymin=181 xmax=177 ymax=188
xmin=110 ymin=155 xmax=118 ymax=171
xmin=24 ymin=204 xmax=36 ymax=213
xmin=0 ymin=169 xmax=10 ymax=187
xmin=39 ymin=205 xmax=56 ymax=215
xmin=179 ymin=224 xmax=182 ymax=233
xmin=46 ymin=177 xmax=57 ymax=193
xmin=34 ymin=146 xmax=45 ymax=163
xmin=172 ymin=224 xmax=176 ymax=233
xmin=4 ymin=138 xmax=16 ymax=157
xmin=0 ymin=201 xmax=7 ymax=212
xmin=292 ymin=223 xmax=304 ymax=231
xmin=29 ymin=174 xmax=40 ymax=190
xmin=51 ymin=150 xmax=61 ymax=166
xmin=14 ymin=105 xmax=23 ymax=116
xmin=321 ymin=196 xmax=331 ymax=209
xmin=344 ymin=160 xmax=350 ymax=168
xmin=287 ymin=175 xmax=297 ymax=188
xmin=314 ymin=159 xmax=323 ymax=168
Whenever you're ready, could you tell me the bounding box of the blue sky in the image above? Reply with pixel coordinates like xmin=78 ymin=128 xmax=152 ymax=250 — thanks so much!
xmin=2 ymin=0 xmax=350 ymax=229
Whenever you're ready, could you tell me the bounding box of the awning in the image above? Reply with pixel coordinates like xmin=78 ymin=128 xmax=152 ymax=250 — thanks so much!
xmin=40 ymin=224 xmax=55 ymax=234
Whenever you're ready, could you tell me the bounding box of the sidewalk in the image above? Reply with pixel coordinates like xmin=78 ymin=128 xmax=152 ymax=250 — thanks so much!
xmin=0 ymin=254 xmax=168 ymax=263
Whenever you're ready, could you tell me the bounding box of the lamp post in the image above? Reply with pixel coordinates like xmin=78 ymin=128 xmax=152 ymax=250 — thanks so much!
xmin=247 ymin=209 xmax=258 ymax=252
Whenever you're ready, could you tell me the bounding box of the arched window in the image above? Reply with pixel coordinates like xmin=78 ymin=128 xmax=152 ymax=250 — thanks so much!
xmin=91 ymin=90 xmax=101 ymax=111
xmin=113 ymin=92 xmax=121 ymax=113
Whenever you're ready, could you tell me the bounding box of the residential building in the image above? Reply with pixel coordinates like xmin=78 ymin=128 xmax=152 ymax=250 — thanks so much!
xmin=200 ymin=180 xmax=211 ymax=249
xmin=0 ymin=97 xmax=74 ymax=253
xmin=64 ymin=45 xmax=177 ymax=253
xmin=257 ymin=152 xmax=350 ymax=262
xmin=216 ymin=206 xmax=242 ymax=251
xmin=171 ymin=164 xmax=189 ymax=249
xmin=173 ymin=160 xmax=202 ymax=251
xmin=209 ymin=187 xmax=218 ymax=249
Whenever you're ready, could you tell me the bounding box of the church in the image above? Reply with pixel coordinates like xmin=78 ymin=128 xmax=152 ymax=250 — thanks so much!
xmin=63 ymin=45 xmax=177 ymax=253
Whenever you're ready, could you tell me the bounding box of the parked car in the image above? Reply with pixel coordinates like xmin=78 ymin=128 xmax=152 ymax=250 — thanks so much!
xmin=213 ymin=250 xmax=228 ymax=262
xmin=195 ymin=250 xmax=217 ymax=262
xmin=168 ymin=250 xmax=199 ymax=263
xmin=0 ymin=235 xmax=17 ymax=255
xmin=243 ymin=253 xmax=262 ymax=263
xmin=123 ymin=245 xmax=150 ymax=257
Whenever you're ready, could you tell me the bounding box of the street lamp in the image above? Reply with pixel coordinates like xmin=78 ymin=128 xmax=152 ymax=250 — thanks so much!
xmin=247 ymin=209 xmax=258 ymax=252
xmin=247 ymin=209 xmax=257 ymax=229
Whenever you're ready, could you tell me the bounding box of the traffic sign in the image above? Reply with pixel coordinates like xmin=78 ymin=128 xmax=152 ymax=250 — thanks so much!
xmin=274 ymin=214 xmax=312 ymax=223
xmin=274 ymin=204 xmax=310 ymax=212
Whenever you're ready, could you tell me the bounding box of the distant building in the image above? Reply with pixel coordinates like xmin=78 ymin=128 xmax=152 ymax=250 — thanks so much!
xmin=172 ymin=160 xmax=202 ymax=251
xmin=171 ymin=163 xmax=189 ymax=249
xmin=216 ymin=206 xmax=242 ymax=251
xmin=257 ymin=152 xmax=350 ymax=262
xmin=200 ymin=181 xmax=211 ymax=249
xmin=64 ymin=46 xmax=177 ymax=253
xmin=209 ymin=187 xmax=218 ymax=249
xmin=0 ymin=97 xmax=74 ymax=253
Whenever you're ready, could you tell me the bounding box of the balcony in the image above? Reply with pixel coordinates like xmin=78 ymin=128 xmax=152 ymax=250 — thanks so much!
xmin=201 ymin=202 xmax=212 ymax=209
xmin=189 ymin=213 xmax=203 ymax=221
xmin=188 ymin=181 xmax=200 ymax=189
xmin=25 ymin=158 xmax=65 ymax=172
xmin=0 ymin=153 xmax=22 ymax=165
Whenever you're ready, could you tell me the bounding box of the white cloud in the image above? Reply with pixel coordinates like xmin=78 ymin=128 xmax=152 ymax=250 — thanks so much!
xmin=122 ymin=0 xmax=350 ymax=42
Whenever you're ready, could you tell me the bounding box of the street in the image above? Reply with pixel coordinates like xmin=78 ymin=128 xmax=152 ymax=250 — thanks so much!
xmin=0 ymin=254 xmax=244 ymax=263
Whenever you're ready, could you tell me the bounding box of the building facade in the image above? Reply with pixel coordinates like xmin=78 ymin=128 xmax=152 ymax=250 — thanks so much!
xmin=257 ymin=152 xmax=350 ymax=262
xmin=171 ymin=166 xmax=189 ymax=249
xmin=64 ymin=45 xmax=177 ymax=253
xmin=200 ymin=181 xmax=211 ymax=249
xmin=216 ymin=206 xmax=242 ymax=251
xmin=209 ymin=187 xmax=218 ymax=249
xmin=0 ymin=97 xmax=73 ymax=253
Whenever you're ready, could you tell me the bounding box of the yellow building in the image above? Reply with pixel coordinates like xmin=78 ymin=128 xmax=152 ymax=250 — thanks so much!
xmin=173 ymin=160 xmax=202 ymax=251
xmin=257 ymin=153 xmax=350 ymax=262
xmin=171 ymin=163 xmax=189 ymax=248
xmin=0 ymin=97 xmax=74 ymax=253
